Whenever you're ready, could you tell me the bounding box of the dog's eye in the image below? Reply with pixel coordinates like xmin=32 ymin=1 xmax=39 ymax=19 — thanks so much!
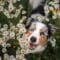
xmin=40 ymin=32 xmax=45 ymax=35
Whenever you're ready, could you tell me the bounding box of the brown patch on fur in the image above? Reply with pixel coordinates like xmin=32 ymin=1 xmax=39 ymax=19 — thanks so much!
xmin=25 ymin=31 xmax=32 ymax=37
xmin=39 ymin=35 xmax=48 ymax=46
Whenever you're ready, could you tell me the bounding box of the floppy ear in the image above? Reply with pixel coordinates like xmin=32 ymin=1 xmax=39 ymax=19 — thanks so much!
xmin=46 ymin=23 xmax=57 ymax=38
xmin=47 ymin=24 xmax=52 ymax=38
xmin=25 ymin=18 xmax=35 ymax=30
xmin=25 ymin=18 xmax=32 ymax=30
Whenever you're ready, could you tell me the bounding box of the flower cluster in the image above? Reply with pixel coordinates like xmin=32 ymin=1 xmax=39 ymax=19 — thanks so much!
xmin=44 ymin=0 xmax=60 ymax=19
xmin=0 ymin=22 xmax=28 ymax=59
xmin=0 ymin=0 xmax=28 ymax=59
xmin=0 ymin=0 xmax=26 ymax=19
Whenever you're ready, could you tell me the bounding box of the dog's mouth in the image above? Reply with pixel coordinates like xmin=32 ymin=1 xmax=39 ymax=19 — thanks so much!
xmin=29 ymin=43 xmax=38 ymax=50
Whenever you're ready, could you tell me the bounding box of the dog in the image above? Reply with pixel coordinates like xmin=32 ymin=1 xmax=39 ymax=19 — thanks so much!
xmin=25 ymin=18 xmax=51 ymax=53
xmin=24 ymin=18 xmax=55 ymax=60
xmin=24 ymin=0 xmax=55 ymax=60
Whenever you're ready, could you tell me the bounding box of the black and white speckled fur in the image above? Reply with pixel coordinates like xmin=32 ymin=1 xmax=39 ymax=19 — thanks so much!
xmin=29 ymin=0 xmax=46 ymax=17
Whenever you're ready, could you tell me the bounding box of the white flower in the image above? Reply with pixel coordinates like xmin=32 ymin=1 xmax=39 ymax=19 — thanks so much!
xmin=22 ymin=16 xmax=27 ymax=20
xmin=17 ymin=35 xmax=21 ymax=40
xmin=49 ymin=1 xmax=55 ymax=6
xmin=16 ymin=9 xmax=20 ymax=13
xmin=19 ymin=28 xmax=26 ymax=34
xmin=36 ymin=16 xmax=45 ymax=22
xmin=0 ymin=28 xmax=5 ymax=32
xmin=54 ymin=0 xmax=59 ymax=3
xmin=3 ymin=24 xmax=8 ymax=30
xmin=45 ymin=18 xmax=49 ymax=22
xmin=19 ymin=54 xmax=24 ymax=60
xmin=4 ymin=53 xmax=10 ymax=60
xmin=19 ymin=38 xmax=28 ymax=49
xmin=45 ymin=10 xmax=49 ymax=15
xmin=3 ymin=31 xmax=9 ymax=36
xmin=6 ymin=43 xmax=11 ymax=47
xmin=50 ymin=38 xmax=56 ymax=47
xmin=16 ymin=48 xmax=21 ymax=54
xmin=16 ymin=54 xmax=21 ymax=60
xmin=2 ymin=48 xmax=7 ymax=53
xmin=10 ymin=55 xmax=16 ymax=60
xmin=44 ymin=5 xmax=49 ymax=16
xmin=19 ymin=5 xmax=23 ymax=9
xmin=12 ymin=0 xmax=16 ymax=3
xmin=17 ymin=23 xmax=24 ymax=28
xmin=10 ymin=14 xmax=15 ymax=18
xmin=8 ymin=3 xmax=15 ymax=13
xmin=0 ymin=6 xmax=3 ymax=12
xmin=9 ymin=31 xmax=15 ymax=38
xmin=44 ymin=5 xmax=49 ymax=11
xmin=0 ymin=1 xmax=5 ymax=5
xmin=19 ymin=19 xmax=23 ymax=23
xmin=3 ymin=24 xmax=8 ymax=28
xmin=22 ymin=10 xmax=26 ymax=14
xmin=9 ymin=22 xmax=14 ymax=27
xmin=49 ymin=7 xmax=54 ymax=11
xmin=2 ymin=37 xmax=6 ymax=41
xmin=52 ymin=15 xmax=57 ymax=19
xmin=3 ymin=9 xmax=10 ymax=18
xmin=14 ymin=9 xmax=21 ymax=18
xmin=1 ymin=43 xmax=6 ymax=47
xmin=21 ymin=49 xmax=26 ymax=54
xmin=10 ymin=25 xmax=16 ymax=31
xmin=54 ymin=4 xmax=59 ymax=9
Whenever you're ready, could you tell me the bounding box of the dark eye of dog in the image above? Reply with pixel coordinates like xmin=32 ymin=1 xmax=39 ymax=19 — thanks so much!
xmin=40 ymin=32 xmax=45 ymax=35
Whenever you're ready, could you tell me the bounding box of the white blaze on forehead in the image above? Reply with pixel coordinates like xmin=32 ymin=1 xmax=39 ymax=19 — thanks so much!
xmin=35 ymin=22 xmax=46 ymax=30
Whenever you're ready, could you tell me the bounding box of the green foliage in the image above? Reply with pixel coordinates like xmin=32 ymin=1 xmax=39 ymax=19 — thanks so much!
xmin=20 ymin=0 xmax=32 ymax=17
xmin=6 ymin=39 xmax=20 ymax=56
xmin=0 ymin=12 xmax=9 ymax=26
xmin=6 ymin=39 xmax=20 ymax=50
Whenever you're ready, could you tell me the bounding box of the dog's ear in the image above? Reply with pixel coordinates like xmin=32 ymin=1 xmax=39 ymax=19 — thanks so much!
xmin=47 ymin=24 xmax=52 ymax=38
xmin=46 ymin=23 xmax=56 ymax=38
xmin=25 ymin=18 xmax=35 ymax=30
xmin=25 ymin=18 xmax=32 ymax=30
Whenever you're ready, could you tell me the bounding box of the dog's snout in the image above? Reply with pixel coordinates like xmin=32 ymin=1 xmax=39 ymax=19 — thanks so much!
xmin=30 ymin=36 xmax=36 ymax=42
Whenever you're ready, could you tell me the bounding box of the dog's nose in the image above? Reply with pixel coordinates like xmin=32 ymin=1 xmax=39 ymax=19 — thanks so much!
xmin=30 ymin=36 xmax=36 ymax=42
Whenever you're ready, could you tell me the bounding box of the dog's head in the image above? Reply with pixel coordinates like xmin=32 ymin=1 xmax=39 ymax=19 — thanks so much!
xmin=25 ymin=18 xmax=51 ymax=54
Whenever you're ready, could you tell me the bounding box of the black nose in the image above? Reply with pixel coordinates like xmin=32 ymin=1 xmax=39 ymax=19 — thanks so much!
xmin=30 ymin=36 xmax=36 ymax=42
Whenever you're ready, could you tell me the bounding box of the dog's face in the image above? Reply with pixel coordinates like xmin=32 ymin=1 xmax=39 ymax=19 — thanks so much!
xmin=25 ymin=20 xmax=49 ymax=53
